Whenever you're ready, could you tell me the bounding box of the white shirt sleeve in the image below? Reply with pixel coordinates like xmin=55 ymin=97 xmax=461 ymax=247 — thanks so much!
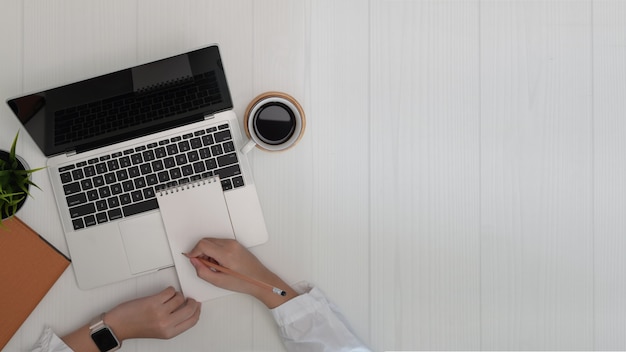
xmin=271 ymin=282 xmax=371 ymax=352
xmin=31 ymin=327 xmax=73 ymax=352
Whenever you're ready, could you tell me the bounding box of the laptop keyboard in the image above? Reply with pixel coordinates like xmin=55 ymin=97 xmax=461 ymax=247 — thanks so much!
xmin=59 ymin=123 xmax=244 ymax=230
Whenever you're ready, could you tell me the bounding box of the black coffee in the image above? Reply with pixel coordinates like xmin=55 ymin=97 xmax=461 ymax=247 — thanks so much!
xmin=253 ymin=102 xmax=296 ymax=145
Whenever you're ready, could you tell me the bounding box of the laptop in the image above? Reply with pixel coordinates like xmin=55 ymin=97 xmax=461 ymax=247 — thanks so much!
xmin=6 ymin=45 xmax=268 ymax=289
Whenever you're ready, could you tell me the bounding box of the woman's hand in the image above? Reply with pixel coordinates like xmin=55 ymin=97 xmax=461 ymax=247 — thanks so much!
xmin=186 ymin=238 xmax=298 ymax=308
xmin=105 ymin=286 xmax=201 ymax=341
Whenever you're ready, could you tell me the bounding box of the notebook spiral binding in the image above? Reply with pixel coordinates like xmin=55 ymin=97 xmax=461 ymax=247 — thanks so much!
xmin=158 ymin=176 xmax=220 ymax=196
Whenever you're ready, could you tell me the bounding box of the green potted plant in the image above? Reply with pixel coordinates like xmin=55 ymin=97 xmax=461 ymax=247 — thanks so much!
xmin=0 ymin=132 xmax=44 ymax=222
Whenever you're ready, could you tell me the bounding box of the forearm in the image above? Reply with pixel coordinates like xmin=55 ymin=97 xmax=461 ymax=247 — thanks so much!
xmin=250 ymin=273 xmax=300 ymax=309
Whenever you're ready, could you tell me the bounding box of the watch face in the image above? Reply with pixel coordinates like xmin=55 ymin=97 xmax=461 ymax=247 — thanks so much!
xmin=91 ymin=327 xmax=119 ymax=351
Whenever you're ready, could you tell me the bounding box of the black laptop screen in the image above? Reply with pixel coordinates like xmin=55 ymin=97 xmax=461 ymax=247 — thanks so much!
xmin=6 ymin=45 xmax=233 ymax=156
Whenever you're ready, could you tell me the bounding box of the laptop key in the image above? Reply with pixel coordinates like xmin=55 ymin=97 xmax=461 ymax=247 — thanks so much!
xmin=223 ymin=141 xmax=235 ymax=153
xmin=214 ymin=130 xmax=231 ymax=142
xmin=190 ymin=137 xmax=202 ymax=149
xmin=167 ymin=144 xmax=179 ymax=155
xmin=232 ymin=176 xmax=245 ymax=188
xmin=63 ymin=182 xmax=82 ymax=195
xmin=122 ymin=198 xmax=159 ymax=217
xmin=152 ymin=160 xmax=165 ymax=171
xmin=80 ymin=179 xmax=94 ymax=190
xmin=221 ymin=179 xmax=233 ymax=191
xmin=67 ymin=193 xmax=87 ymax=207
xmin=87 ymin=190 xmax=100 ymax=201
xmin=158 ymin=171 xmax=170 ymax=183
xmin=98 ymin=186 xmax=111 ymax=198
xmin=187 ymin=150 xmax=199 ymax=163
xmin=199 ymin=147 xmax=211 ymax=159
xmin=202 ymin=135 xmax=214 ymax=146
xmin=140 ymin=163 xmax=152 ymax=175
xmin=131 ymin=153 xmax=143 ymax=165
xmin=59 ymin=164 xmax=76 ymax=172
xmin=60 ymin=172 xmax=72 ymax=184
xmin=134 ymin=177 xmax=146 ymax=189
xmin=169 ymin=168 xmax=182 ymax=180
xmin=183 ymin=164 xmax=195 ymax=176
xmin=108 ymin=208 xmax=123 ymax=220
xmin=69 ymin=203 xmax=96 ymax=218
xmin=143 ymin=187 xmax=155 ymax=199
xmin=105 ymin=172 xmax=117 ymax=184
xmin=120 ymin=193 xmax=132 ymax=205
xmin=164 ymin=157 xmax=176 ymax=168
xmin=71 ymin=169 xmax=85 ymax=180
xmin=111 ymin=183 xmax=123 ymax=195
xmin=205 ymin=158 xmax=217 ymax=170
xmin=214 ymin=165 xmax=241 ymax=179
xmin=93 ymin=175 xmax=105 ymax=187
xmin=217 ymin=153 xmax=238 ymax=167
xmin=143 ymin=150 xmax=155 ymax=162
xmin=192 ymin=161 xmax=205 ymax=174
xmin=84 ymin=165 xmax=96 ymax=177
xmin=107 ymin=159 xmax=120 ymax=171
xmin=96 ymin=212 xmax=108 ymax=224
xmin=175 ymin=154 xmax=187 ymax=166
xmin=96 ymin=200 xmax=108 ymax=211
xmin=122 ymin=180 xmax=134 ymax=192
xmin=107 ymin=196 xmax=120 ymax=208
xmin=84 ymin=215 xmax=97 ymax=227
xmin=96 ymin=163 xmax=108 ymax=174
xmin=211 ymin=144 xmax=223 ymax=156
xmin=155 ymin=147 xmax=167 ymax=158
xmin=119 ymin=156 xmax=131 ymax=168
xmin=116 ymin=169 xmax=129 ymax=181
xmin=72 ymin=218 xmax=85 ymax=230
xmin=128 ymin=166 xmax=140 ymax=178
xmin=131 ymin=191 xmax=143 ymax=202
xmin=145 ymin=173 xmax=157 ymax=185
xmin=178 ymin=141 xmax=191 ymax=153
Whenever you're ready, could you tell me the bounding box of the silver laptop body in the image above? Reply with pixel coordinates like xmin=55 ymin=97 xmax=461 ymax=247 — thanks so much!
xmin=7 ymin=45 xmax=268 ymax=289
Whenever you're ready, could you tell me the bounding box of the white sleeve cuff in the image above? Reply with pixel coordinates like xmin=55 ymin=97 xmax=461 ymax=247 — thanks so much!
xmin=31 ymin=326 xmax=73 ymax=352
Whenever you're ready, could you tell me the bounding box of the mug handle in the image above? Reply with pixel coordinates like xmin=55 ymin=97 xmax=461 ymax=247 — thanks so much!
xmin=241 ymin=139 xmax=257 ymax=154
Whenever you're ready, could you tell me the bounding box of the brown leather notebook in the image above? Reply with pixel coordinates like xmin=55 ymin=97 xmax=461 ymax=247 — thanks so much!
xmin=0 ymin=216 xmax=70 ymax=349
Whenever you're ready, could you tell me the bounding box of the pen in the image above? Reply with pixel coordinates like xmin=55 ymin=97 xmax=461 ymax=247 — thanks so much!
xmin=183 ymin=253 xmax=287 ymax=297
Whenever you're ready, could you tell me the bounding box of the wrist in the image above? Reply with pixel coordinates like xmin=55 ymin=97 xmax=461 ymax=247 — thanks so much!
xmin=88 ymin=313 xmax=122 ymax=351
xmin=252 ymin=280 xmax=299 ymax=309
xmin=102 ymin=308 xmax=131 ymax=342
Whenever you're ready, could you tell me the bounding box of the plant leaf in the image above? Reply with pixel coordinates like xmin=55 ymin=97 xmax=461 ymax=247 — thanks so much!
xmin=9 ymin=131 xmax=18 ymax=161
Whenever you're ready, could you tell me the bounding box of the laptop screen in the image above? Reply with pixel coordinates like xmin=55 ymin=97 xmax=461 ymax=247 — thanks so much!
xmin=6 ymin=45 xmax=233 ymax=157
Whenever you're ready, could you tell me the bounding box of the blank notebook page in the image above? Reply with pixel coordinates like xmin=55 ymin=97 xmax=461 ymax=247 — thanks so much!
xmin=156 ymin=176 xmax=235 ymax=301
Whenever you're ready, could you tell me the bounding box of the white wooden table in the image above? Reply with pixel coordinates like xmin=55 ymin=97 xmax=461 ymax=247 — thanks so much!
xmin=2 ymin=1 xmax=626 ymax=351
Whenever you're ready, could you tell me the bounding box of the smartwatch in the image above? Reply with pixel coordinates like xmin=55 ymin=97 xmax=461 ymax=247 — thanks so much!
xmin=89 ymin=313 xmax=121 ymax=352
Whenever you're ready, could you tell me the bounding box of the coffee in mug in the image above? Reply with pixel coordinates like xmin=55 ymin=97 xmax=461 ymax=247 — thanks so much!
xmin=242 ymin=92 xmax=305 ymax=153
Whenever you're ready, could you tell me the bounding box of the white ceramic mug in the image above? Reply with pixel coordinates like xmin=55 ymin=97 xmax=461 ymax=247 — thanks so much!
xmin=242 ymin=92 xmax=306 ymax=153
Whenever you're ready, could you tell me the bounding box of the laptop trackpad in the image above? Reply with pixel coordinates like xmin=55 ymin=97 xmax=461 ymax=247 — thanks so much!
xmin=119 ymin=212 xmax=174 ymax=274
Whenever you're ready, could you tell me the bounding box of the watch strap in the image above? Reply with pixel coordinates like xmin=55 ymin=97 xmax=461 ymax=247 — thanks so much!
xmin=89 ymin=313 xmax=121 ymax=352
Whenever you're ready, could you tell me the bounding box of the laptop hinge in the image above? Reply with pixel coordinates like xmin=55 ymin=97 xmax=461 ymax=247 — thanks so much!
xmin=204 ymin=114 xmax=215 ymax=120
xmin=66 ymin=150 xmax=77 ymax=157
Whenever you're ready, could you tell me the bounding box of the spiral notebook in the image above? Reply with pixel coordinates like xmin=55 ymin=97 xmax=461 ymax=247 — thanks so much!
xmin=157 ymin=176 xmax=236 ymax=301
